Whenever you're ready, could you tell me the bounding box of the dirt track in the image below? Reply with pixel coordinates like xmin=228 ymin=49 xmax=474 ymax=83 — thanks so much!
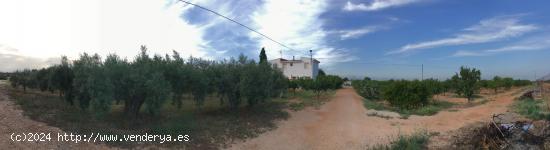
xmin=229 ymin=87 xmax=525 ymax=150
xmin=0 ymin=81 xmax=113 ymax=150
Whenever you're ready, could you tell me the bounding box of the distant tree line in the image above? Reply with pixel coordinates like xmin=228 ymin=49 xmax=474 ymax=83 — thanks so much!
xmin=0 ymin=72 xmax=10 ymax=80
xmin=353 ymin=66 xmax=532 ymax=109
xmin=288 ymin=74 xmax=344 ymax=98
xmin=9 ymin=46 xmax=288 ymax=118
xmin=477 ymin=76 xmax=531 ymax=94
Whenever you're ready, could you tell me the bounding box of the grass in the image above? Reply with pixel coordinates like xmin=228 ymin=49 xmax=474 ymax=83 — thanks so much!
xmin=366 ymin=112 xmax=394 ymax=119
xmin=512 ymin=97 xmax=550 ymax=120
xmin=369 ymin=130 xmax=431 ymax=150
xmin=284 ymin=90 xmax=335 ymax=111
xmin=7 ymin=87 xmax=289 ymax=149
xmin=362 ymin=99 xmax=455 ymax=118
xmin=363 ymin=99 xmax=386 ymax=111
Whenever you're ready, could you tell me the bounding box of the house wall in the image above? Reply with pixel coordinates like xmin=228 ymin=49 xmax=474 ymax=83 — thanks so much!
xmin=311 ymin=60 xmax=319 ymax=79
xmin=269 ymin=58 xmax=319 ymax=79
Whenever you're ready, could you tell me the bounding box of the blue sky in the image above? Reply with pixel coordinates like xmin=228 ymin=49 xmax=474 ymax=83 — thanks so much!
xmin=1 ymin=0 xmax=549 ymax=80
xmin=178 ymin=0 xmax=550 ymax=80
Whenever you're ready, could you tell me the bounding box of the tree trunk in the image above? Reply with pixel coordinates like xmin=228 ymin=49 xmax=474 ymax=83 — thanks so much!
xmin=124 ymin=96 xmax=145 ymax=119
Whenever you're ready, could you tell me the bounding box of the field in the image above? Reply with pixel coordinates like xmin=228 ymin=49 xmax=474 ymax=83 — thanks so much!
xmin=0 ymin=80 xmax=338 ymax=149
xmin=1 ymin=61 xmax=548 ymax=150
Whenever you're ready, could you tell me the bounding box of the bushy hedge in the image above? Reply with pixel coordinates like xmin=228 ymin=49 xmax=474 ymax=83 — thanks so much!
xmin=353 ymin=66 xmax=483 ymax=109
xmin=287 ymin=75 xmax=343 ymax=99
xmin=382 ymin=80 xmax=431 ymax=109
xmin=351 ymin=77 xmax=384 ymax=100
xmin=353 ymin=78 xmax=434 ymax=109
xmin=290 ymin=75 xmax=343 ymax=91
xmin=9 ymin=46 xmax=288 ymax=118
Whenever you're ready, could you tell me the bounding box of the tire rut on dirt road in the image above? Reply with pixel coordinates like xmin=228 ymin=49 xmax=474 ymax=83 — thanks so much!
xmin=228 ymin=87 xmax=526 ymax=150
xmin=0 ymin=81 xmax=114 ymax=150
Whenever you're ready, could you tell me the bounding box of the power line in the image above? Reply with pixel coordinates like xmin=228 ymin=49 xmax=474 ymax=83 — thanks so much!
xmin=176 ymin=0 xmax=301 ymax=53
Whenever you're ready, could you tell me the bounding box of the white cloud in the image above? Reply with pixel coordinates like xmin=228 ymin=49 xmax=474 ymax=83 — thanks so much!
xmin=0 ymin=51 xmax=60 ymax=72
xmin=390 ymin=15 xmax=538 ymax=54
xmin=337 ymin=26 xmax=384 ymax=40
xmin=451 ymin=50 xmax=488 ymax=57
xmin=251 ymin=0 xmax=356 ymax=67
xmin=343 ymin=0 xmax=421 ymax=12
xmin=485 ymin=37 xmax=550 ymax=53
xmin=0 ymin=0 xmax=210 ymax=64
xmin=452 ymin=35 xmax=550 ymax=57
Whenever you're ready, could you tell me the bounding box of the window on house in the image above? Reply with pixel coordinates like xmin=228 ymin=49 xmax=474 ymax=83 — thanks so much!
xmin=290 ymin=63 xmax=293 ymax=66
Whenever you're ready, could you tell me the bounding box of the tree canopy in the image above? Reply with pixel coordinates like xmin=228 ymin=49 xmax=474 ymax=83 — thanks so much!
xmin=9 ymin=46 xmax=289 ymax=119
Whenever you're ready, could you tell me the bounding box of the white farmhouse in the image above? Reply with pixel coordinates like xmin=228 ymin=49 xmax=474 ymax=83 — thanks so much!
xmin=269 ymin=57 xmax=320 ymax=79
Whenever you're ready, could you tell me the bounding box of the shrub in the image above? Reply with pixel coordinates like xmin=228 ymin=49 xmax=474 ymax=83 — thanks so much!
xmin=382 ymin=80 xmax=431 ymax=110
xmin=371 ymin=130 xmax=430 ymax=150
xmin=352 ymin=77 xmax=383 ymax=100
xmin=513 ymin=98 xmax=548 ymax=120
xmin=422 ymin=78 xmax=445 ymax=95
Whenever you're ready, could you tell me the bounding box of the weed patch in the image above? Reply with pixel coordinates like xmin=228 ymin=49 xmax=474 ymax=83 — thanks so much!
xmin=7 ymin=88 xmax=289 ymax=149
xmin=370 ymin=130 xmax=430 ymax=150
xmin=285 ymin=90 xmax=335 ymax=111
xmin=512 ymin=98 xmax=549 ymax=120
xmin=363 ymin=99 xmax=455 ymax=118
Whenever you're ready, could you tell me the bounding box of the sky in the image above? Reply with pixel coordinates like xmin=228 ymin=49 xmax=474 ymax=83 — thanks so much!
xmin=0 ymin=0 xmax=549 ymax=80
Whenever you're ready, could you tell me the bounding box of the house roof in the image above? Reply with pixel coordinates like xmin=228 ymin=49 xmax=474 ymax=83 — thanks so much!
xmin=270 ymin=57 xmax=319 ymax=63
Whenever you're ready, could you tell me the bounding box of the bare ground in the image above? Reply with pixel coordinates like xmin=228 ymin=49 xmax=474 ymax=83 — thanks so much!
xmin=228 ymin=87 xmax=526 ymax=150
xmin=0 ymin=81 xmax=114 ymax=150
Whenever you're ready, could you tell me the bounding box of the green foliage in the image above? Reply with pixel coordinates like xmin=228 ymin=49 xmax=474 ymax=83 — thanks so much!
xmin=89 ymin=68 xmax=114 ymax=117
xmin=422 ymin=78 xmax=446 ymax=95
xmin=451 ymin=66 xmax=481 ymax=102
xmin=383 ymin=80 xmax=431 ymax=109
xmin=318 ymin=69 xmax=326 ymax=76
xmin=450 ymin=74 xmax=462 ymax=96
xmin=0 ymin=72 xmax=8 ymax=80
xmin=412 ymin=101 xmax=454 ymax=116
xmin=362 ymin=99 xmax=386 ymax=110
xmin=513 ymin=79 xmax=532 ymax=87
xmin=72 ymin=53 xmax=104 ymax=110
xmin=8 ymin=45 xmax=288 ymax=118
xmin=240 ymin=60 xmax=266 ymax=107
xmin=512 ymin=98 xmax=549 ymax=120
xmin=482 ymin=76 xmax=530 ymax=94
xmin=317 ymin=75 xmax=344 ymax=90
xmin=259 ymin=47 xmax=268 ymax=64
xmin=355 ymin=77 xmax=454 ymax=116
xmin=291 ymin=75 xmax=342 ymax=99
xmin=289 ymin=102 xmax=305 ymax=111
xmin=502 ymin=77 xmax=514 ymax=90
xmin=489 ymin=76 xmax=502 ymax=93
xmin=371 ymin=130 xmax=430 ymax=150
xmin=285 ymin=90 xmax=335 ymax=110
xmin=144 ymin=72 xmax=171 ymax=115
xmin=352 ymin=77 xmax=383 ymax=100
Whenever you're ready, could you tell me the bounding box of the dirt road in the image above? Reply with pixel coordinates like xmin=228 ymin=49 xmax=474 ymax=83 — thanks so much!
xmin=229 ymin=87 xmax=524 ymax=150
xmin=0 ymin=81 xmax=113 ymax=150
